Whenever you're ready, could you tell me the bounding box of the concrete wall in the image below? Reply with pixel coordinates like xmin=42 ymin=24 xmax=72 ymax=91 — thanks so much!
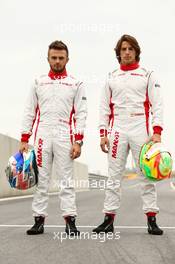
xmin=0 ymin=134 xmax=88 ymax=198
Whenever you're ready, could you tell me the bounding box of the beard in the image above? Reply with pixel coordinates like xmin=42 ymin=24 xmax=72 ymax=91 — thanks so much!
xmin=51 ymin=65 xmax=65 ymax=73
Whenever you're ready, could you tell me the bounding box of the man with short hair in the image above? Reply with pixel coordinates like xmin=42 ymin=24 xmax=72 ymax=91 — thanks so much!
xmin=93 ymin=34 xmax=164 ymax=235
xmin=20 ymin=40 xmax=87 ymax=235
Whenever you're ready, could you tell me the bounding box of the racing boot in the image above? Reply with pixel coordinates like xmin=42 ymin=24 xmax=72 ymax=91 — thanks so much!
xmin=64 ymin=216 xmax=80 ymax=236
xmin=26 ymin=216 xmax=45 ymax=235
xmin=92 ymin=213 xmax=115 ymax=234
xmin=147 ymin=214 xmax=163 ymax=235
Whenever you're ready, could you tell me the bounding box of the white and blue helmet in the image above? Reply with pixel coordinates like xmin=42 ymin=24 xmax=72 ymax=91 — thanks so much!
xmin=5 ymin=149 xmax=38 ymax=190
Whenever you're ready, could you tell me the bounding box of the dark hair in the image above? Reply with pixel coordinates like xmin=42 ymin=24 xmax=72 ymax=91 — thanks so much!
xmin=114 ymin=34 xmax=141 ymax=63
xmin=48 ymin=40 xmax=69 ymax=57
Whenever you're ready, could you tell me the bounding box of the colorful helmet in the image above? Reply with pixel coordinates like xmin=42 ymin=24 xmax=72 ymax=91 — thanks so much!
xmin=139 ymin=141 xmax=173 ymax=181
xmin=5 ymin=149 xmax=38 ymax=190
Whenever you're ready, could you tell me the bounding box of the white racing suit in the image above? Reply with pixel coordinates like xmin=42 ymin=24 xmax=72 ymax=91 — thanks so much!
xmin=21 ymin=70 xmax=87 ymax=217
xmin=99 ymin=65 xmax=163 ymax=214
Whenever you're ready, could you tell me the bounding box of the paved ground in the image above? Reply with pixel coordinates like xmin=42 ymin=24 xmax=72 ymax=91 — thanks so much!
xmin=0 ymin=178 xmax=175 ymax=264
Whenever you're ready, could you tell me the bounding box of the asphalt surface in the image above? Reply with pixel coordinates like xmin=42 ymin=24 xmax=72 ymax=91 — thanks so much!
xmin=0 ymin=178 xmax=175 ymax=264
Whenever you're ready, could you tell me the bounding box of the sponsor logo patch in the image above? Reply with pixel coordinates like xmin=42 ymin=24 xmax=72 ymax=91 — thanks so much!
xmin=40 ymin=82 xmax=54 ymax=86
xmin=131 ymin=73 xmax=144 ymax=77
xmin=112 ymin=131 xmax=119 ymax=159
xmin=37 ymin=138 xmax=43 ymax=167
xmin=61 ymin=82 xmax=73 ymax=86
xmin=117 ymin=73 xmax=126 ymax=76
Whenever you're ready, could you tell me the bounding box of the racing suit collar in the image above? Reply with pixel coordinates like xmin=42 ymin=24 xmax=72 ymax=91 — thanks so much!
xmin=48 ymin=69 xmax=67 ymax=80
xmin=120 ymin=62 xmax=139 ymax=71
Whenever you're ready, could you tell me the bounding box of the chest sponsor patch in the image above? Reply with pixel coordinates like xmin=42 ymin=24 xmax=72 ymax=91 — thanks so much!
xmin=60 ymin=82 xmax=73 ymax=86
xmin=40 ymin=82 xmax=54 ymax=86
xmin=131 ymin=73 xmax=144 ymax=77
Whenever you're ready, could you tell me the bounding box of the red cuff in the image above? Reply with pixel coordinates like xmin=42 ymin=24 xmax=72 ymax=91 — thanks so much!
xmin=100 ymin=129 xmax=107 ymax=138
xmin=146 ymin=212 xmax=157 ymax=217
xmin=21 ymin=134 xmax=30 ymax=143
xmin=74 ymin=134 xmax=84 ymax=141
xmin=105 ymin=213 xmax=116 ymax=220
xmin=153 ymin=126 xmax=163 ymax=135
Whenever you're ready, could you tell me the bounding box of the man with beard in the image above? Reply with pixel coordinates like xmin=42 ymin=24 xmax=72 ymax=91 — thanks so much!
xmin=20 ymin=41 xmax=87 ymax=236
